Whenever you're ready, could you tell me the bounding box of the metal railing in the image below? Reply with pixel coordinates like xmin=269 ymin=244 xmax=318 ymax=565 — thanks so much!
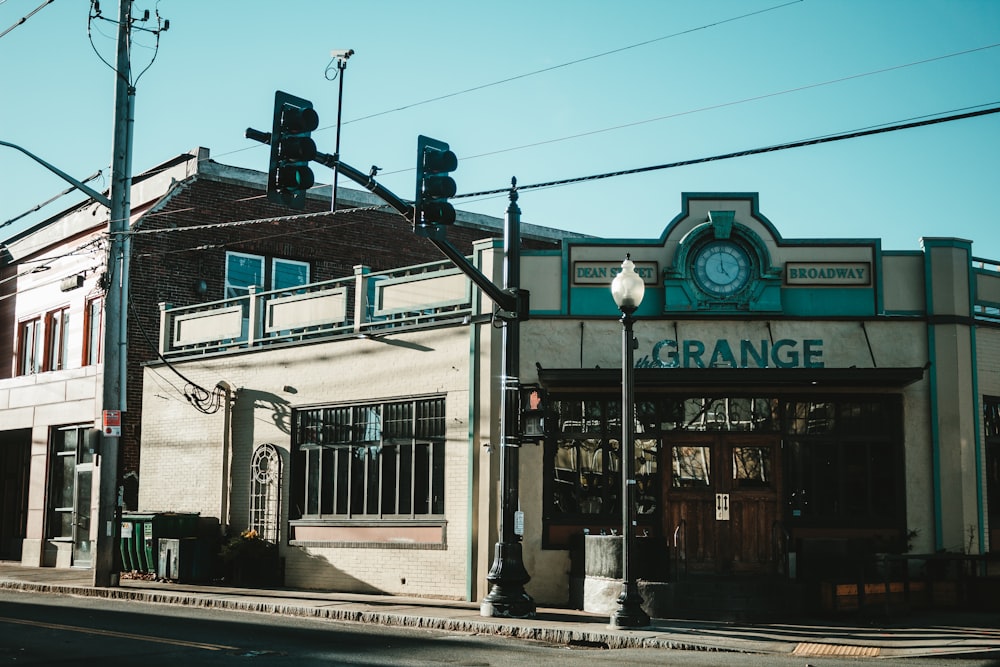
xmin=158 ymin=258 xmax=474 ymax=358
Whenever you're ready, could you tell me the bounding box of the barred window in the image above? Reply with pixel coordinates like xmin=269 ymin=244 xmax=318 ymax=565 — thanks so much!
xmin=291 ymin=397 xmax=446 ymax=519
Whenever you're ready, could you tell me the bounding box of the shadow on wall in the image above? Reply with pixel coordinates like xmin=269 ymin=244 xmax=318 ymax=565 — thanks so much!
xmin=281 ymin=544 xmax=390 ymax=595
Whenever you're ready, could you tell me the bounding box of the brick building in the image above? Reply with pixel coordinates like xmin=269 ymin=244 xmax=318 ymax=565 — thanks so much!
xmin=0 ymin=147 xmax=573 ymax=569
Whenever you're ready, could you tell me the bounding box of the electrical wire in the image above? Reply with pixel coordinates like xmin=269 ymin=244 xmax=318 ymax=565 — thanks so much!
xmin=323 ymin=0 xmax=805 ymax=130
xmin=128 ymin=294 xmax=223 ymax=414
xmin=456 ymin=104 xmax=1000 ymax=200
xmin=0 ymin=0 xmax=54 ymax=41
xmin=0 ymin=171 xmax=104 ymax=232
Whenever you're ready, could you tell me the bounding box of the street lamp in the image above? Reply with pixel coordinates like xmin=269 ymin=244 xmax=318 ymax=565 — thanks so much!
xmin=609 ymin=254 xmax=651 ymax=629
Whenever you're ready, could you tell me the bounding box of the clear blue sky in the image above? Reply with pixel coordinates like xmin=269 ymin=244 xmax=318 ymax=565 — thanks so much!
xmin=2 ymin=0 xmax=998 ymax=260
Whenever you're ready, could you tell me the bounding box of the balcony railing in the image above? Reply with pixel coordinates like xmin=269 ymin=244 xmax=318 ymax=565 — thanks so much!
xmin=159 ymin=259 xmax=473 ymax=358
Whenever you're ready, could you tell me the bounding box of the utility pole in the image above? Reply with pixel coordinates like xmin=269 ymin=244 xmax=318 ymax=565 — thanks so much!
xmin=94 ymin=0 xmax=136 ymax=588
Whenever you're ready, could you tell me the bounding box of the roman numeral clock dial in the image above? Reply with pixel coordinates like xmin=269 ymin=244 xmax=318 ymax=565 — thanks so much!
xmin=692 ymin=240 xmax=751 ymax=297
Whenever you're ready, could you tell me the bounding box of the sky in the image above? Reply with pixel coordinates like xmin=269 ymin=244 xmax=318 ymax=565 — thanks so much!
xmin=1 ymin=0 xmax=999 ymax=261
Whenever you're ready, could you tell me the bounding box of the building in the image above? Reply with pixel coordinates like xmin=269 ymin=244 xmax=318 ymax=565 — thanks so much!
xmin=142 ymin=191 xmax=1000 ymax=613
xmin=0 ymin=147 xmax=570 ymax=571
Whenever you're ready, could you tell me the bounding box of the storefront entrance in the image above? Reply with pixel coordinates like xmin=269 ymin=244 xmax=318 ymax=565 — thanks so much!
xmin=663 ymin=433 xmax=782 ymax=575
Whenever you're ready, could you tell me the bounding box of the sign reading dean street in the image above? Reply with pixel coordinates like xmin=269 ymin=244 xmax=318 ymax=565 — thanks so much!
xmin=785 ymin=262 xmax=871 ymax=286
xmin=574 ymin=260 xmax=658 ymax=285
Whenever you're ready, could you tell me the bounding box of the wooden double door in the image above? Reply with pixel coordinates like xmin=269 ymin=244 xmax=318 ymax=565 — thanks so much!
xmin=662 ymin=433 xmax=782 ymax=574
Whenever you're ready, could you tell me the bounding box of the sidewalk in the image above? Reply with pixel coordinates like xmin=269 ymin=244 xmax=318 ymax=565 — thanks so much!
xmin=1 ymin=563 xmax=999 ymax=659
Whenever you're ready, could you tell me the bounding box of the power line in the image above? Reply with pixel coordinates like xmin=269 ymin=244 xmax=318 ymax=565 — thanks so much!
xmin=0 ymin=0 xmax=54 ymax=40
xmin=455 ymin=43 xmax=1000 ymax=165
xmin=458 ymin=104 xmax=1000 ymax=199
xmin=323 ymin=0 xmax=805 ymax=130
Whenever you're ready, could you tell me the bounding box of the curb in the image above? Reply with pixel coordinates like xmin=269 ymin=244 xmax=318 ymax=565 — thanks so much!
xmin=0 ymin=579 xmax=740 ymax=654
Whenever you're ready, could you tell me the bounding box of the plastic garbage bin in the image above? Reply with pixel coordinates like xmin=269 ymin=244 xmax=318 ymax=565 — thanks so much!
xmin=120 ymin=512 xmax=200 ymax=574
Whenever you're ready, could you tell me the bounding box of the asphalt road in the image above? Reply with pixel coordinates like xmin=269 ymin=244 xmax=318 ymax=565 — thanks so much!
xmin=1 ymin=589 xmax=999 ymax=666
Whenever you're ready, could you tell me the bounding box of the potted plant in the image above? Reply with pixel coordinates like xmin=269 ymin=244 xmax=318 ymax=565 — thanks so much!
xmin=220 ymin=529 xmax=279 ymax=587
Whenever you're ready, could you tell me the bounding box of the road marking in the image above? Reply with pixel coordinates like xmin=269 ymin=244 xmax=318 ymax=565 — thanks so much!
xmin=0 ymin=615 xmax=238 ymax=651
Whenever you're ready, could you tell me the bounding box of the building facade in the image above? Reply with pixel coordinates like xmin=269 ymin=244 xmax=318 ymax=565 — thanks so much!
xmin=141 ymin=192 xmax=1000 ymax=610
xmin=0 ymin=147 xmax=568 ymax=572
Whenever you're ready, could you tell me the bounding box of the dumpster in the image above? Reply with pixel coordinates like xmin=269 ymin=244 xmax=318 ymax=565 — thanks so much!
xmin=119 ymin=512 xmax=199 ymax=575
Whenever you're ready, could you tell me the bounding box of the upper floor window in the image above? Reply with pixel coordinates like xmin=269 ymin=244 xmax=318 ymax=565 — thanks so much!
xmin=44 ymin=307 xmax=70 ymax=372
xmin=83 ymin=297 xmax=103 ymax=366
xmin=225 ymin=251 xmax=310 ymax=300
xmin=17 ymin=317 xmax=41 ymax=376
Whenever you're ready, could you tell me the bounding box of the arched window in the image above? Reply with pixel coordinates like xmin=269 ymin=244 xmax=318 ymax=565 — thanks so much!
xmin=250 ymin=443 xmax=281 ymax=543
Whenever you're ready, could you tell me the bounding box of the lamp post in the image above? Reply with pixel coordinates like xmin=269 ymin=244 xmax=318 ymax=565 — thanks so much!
xmin=327 ymin=48 xmax=354 ymax=212
xmin=609 ymin=254 xmax=650 ymax=629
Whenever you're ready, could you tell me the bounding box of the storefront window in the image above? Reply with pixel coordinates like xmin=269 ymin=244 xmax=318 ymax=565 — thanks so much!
xmin=783 ymin=398 xmax=902 ymax=525
xmin=291 ymin=397 xmax=445 ymax=519
xmin=544 ymin=394 xmax=902 ymax=537
xmin=663 ymin=397 xmax=779 ymax=432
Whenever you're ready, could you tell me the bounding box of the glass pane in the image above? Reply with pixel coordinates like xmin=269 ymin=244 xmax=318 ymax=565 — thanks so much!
xmin=384 ymin=402 xmax=412 ymax=439
xmin=51 ymin=510 xmax=73 ymax=539
xmin=335 ymin=448 xmax=350 ymax=514
xmin=225 ymin=252 xmax=264 ymax=299
xmin=56 ymin=428 xmax=76 ymax=453
xmin=672 ymin=445 xmax=711 ymax=488
xmin=557 ymin=400 xmax=602 ymax=435
xmin=273 ymin=259 xmax=309 ymax=291
xmin=732 ymin=446 xmax=771 ymax=488
xmin=986 ymin=398 xmax=1000 ymax=438
xmin=320 ymin=449 xmax=334 ymax=515
xmin=354 ymin=406 xmax=381 ymax=443
xmin=635 ymin=438 xmax=658 ymax=515
xmin=431 ymin=443 xmax=445 ymax=514
xmin=398 ymin=443 xmax=412 ymax=515
xmin=416 ymin=398 xmax=445 ymax=438
xmin=306 ymin=449 xmax=319 ymax=515
xmin=413 ymin=443 xmax=429 ymax=514
xmin=73 ymin=468 xmax=92 ymax=565
xmin=786 ymin=401 xmax=835 ymax=434
xmin=365 ymin=450 xmax=379 ymax=514
xmin=843 ymin=442 xmax=868 ymax=514
xmin=56 ymin=455 xmax=75 ymax=506
xmin=381 ymin=444 xmax=398 ymax=514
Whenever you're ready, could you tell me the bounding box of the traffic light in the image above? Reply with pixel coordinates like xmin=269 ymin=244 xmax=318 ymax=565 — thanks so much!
xmin=268 ymin=91 xmax=319 ymax=209
xmin=414 ymin=135 xmax=457 ymax=226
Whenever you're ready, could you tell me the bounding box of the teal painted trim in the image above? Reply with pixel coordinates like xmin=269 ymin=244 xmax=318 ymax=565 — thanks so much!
xmin=873 ymin=239 xmax=885 ymax=315
xmin=665 ymin=193 xmax=782 ymax=245
xmin=922 ymin=237 xmax=975 ymax=250
xmin=781 ymin=289 xmax=877 ymax=317
xmin=883 ymin=310 xmax=927 ymax=317
xmin=927 ymin=324 xmax=944 ymax=550
xmin=561 ymin=243 xmax=573 ymax=313
xmin=569 ymin=287 xmax=664 ymax=317
xmin=924 ymin=245 xmax=943 ymax=550
xmin=971 ymin=326 xmax=986 ymax=552
xmin=464 ymin=245 xmax=487 ymax=602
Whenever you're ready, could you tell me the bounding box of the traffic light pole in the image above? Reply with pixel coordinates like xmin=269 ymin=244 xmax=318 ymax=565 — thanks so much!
xmin=479 ymin=180 xmax=535 ymax=618
xmin=245 ymin=130 xmax=534 ymax=615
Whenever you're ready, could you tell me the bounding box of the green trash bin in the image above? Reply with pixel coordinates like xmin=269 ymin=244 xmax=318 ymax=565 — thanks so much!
xmin=120 ymin=512 xmax=200 ymax=574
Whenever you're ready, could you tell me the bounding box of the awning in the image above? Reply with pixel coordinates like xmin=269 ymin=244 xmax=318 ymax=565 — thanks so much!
xmin=536 ymin=366 xmax=926 ymax=393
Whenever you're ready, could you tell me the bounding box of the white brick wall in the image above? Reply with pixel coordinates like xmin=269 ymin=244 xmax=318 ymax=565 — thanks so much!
xmin=140 ymin=324 xmax=478 ymax=599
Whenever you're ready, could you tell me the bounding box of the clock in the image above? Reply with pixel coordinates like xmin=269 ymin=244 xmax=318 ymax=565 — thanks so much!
xmin=692 ymin=240 xmax=752 ymax=296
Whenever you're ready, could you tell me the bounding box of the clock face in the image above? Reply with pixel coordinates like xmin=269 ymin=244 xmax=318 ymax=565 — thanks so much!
xmin=692 ymin=240 xmax=752 ymax=296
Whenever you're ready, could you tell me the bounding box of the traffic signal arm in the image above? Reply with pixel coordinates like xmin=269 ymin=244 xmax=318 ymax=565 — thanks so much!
xmin=243 ymin=124 xmax=522 ymax=318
